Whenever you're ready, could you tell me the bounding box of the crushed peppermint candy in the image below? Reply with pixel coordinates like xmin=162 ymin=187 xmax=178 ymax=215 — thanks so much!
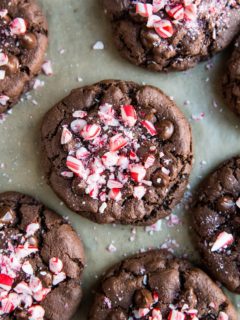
xmin=60 ymin=102 xmax=172 ymax=210
xmin=0 ymin=219 xmax=66 ymax=318
xmin=211 ymin=231 xmax=234 ymax=252
xmin=134 ymin=0 xmax=198 ymax=39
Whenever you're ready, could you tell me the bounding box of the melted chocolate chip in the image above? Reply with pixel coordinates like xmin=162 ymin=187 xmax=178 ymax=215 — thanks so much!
xmin=5 ymin=55 xmax=19 ymax=74
xmin=134 ymin=289 xmax=153 ymax=308
xmin=156 ymin=120 xmax=174 ymax=141
xmin=20 ymin=32 xmax=37 ymax=50
xmin=0 ymin=206 xmax=16 ymax=225
xmin=152 ymin=169 xmax=170 ymax=187
xmin=216 ymin=195 xmax=235 ymax=212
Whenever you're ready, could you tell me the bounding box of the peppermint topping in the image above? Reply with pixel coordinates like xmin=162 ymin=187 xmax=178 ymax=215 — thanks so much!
xmin=61 ymin=103 xmax=169 ymax=205
xmin=134 ymin=0 xmax=198 ymax=38
xmin=0 ymin=219 xmax=65 ymax=317
xmin=211 ymin=231 xmax=234 ymax=252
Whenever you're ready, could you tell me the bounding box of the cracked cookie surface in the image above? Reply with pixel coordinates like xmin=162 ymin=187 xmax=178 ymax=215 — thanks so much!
xmin=41 ymin=80 xmax=193 ymax=225
xmin=103 ymin=0 xmax=240 ymax=72
xmin=0 ymin=191 xmax=85 ymax=320
xmin=192 ymin=156 xmax=240 ymax=293
xmin=88 ymin=249 xmax=237 ymax=320
xmin=223 ymin=36 xmax=240 ymax=117
xmin=0 ymin=0 xmax=48 ymax=114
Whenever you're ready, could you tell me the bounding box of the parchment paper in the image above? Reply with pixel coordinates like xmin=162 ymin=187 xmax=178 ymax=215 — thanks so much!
xmin=0 ymin=0 xmax=239 ymax=318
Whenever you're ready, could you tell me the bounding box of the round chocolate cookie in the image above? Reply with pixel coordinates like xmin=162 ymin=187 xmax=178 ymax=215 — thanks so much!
xmin=102 ymin=0 xmax=240 ymax=71
xmin=0 ymin=191 xmax=85 ymax=320
xmin=223 ymin=36 xmax=240 ymax=117
xmin=88 ymin=249 xmax=237 ymax=320
xmin=41 ymin=80 xmax=193 ymax=225
xmin=0 ymin=0 xmax=48 ymax=114
xmin=192 ymin=156 xmax=240 ymax=293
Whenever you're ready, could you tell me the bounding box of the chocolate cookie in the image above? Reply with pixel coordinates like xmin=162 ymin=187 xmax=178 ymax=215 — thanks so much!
xmin=0 ymin=191 xmax=85 ymax=320
xmin=88 ymin=249 xmax=237 ymax=320
xmin=223 ymin=36 xmax=240 ymax=117
xmin=41 ymin=80 xmax=193 ymax=225
xmin=192 ymin=156 xmax=240 ymax=293
xmin=0 ymin=0 xmax=48 ymax=114
xmin=103 ymin=0 xmax=240 ymax=71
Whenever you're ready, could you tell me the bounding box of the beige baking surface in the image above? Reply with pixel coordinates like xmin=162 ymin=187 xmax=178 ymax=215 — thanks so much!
xmin=0 ymin=0 xmax=239 ymax=318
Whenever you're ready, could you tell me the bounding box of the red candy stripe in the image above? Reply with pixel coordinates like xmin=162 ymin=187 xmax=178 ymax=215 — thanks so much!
xmin=121 ymin=105 xmax=137 ymax=127
xmin=81 ymin=124 xmax=101 ymax=141
xmin=10 ymin=18 xmax=27 ymax=35
xmin=211 ymin=231 xmax=234 ymax=252
xmin=49 ymin=257 xmax=63 ymax=274
xmin=166 ymin=4 xmax=184 ymax=20
xmin=153 ymin=0 xmax=166 ymax=13
xmin=141 ymin=120 xmax=157 ymax=136
xmin=0 ymin=274 xmax=14 ymax=291
xmin=184 ymin=4 xmax=197 ymax=21
xmin=66 ymin=156 xmax=85 ymax=177
xmin=109 ymin=188 xmax=122 ymax=201
xmin=154 ymin=19 xmax=174 ymax=38
xmin=109 ymin=134 xmax=128 ymax=152
xmin=168 ymin=310 xmax=185 ymax=320
xmin=61 ymin=127 xmax=73 ymax=144
xmin=129 ymin=164 xmax=146 ymax=182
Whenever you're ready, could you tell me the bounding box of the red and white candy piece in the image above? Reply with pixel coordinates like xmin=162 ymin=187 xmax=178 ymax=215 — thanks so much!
xmin=133 ymin=186 xmax=146 ymax=200
xmin=168 ymin=310 xmax=185 ymax=320
xmin=72 ymin=110 xmax=87 ymax=118
xmin=102 ymin=151 xmax=119 ymax=167
xmin=61 ymin=171 xmax=74 ymax=178
xmin=15 ymin=244 xmax=38 ymax=259
xmin=66 ymin=156 xmax=85 ymax=177
xmin=49 ymin=257 xmax=63 ymax=274
xmin=166 ymin=4 xmax=184 ymax=20
xmin=10 ymin=18 xmax=27 ymax=35
xmin=144 ymin=154 xmax=155 ymax=169
xmin=1 ymin=297 xmax=15 ymax=313
xmin=109 ymin=134 xmax=128 ymax=152
xmin=121 ymin=105 xmax=137 ymax=127
xmin=154 ymin=20 xmax=174 ymax=38
xmin=217 ymin=312 xmax=229 ymax=320
xmin=22 ymin=261 xmax=34 ymax=275
xmin=20 ymin=294 xmax=33 ymax=308
xmin=150 ymin=308 xmax=162 ymax=320
xmin=107 ymin=179 xmax=123 ymax=189
xmin=98 ymin=103 xmax=119 ymax=126
xmin=129 ymin=164 xmax=146 ymax=182
xmin=109 ymin=188 xmax=122 ymax=202
xmin=0 ymin=274 xmax=14 ymax=292
xmin=81 ymin=124 xmax=101 ymax=141
xmin=0 ymin=53 xmax=8 ymax=67
xmin=70 ymin=119 xmax=87 ymax=133
xmin=117 ymin=155 xmax=129 ymax=170
xmin=184 ymin=4 xmax=197 ymax=21
xmin=0 ymin=9 xmax=8 ymax=18
xmin=52 ymin=272 xmax=66 ymax=286
xmin=183 ymin=0 xmax=193 ymax=5
xmin=0 ymin=95 xmax=9 ymax=106
xmin=26 ymin=223 xmax=40 ymax=238
xmin=61 ymin=127 xmax=72 ymax=144
xmin=76 ymin=147 xmax=90 ymax=160
xmin=133 ymin=308 xmax=150 ymax=318
xmin=153 ymin=0 xmax=166 ymax=13
xmin=41 ymin=60 xmax=53 ymax=76
xmin=236 ymin=197 xmax=240 ymax=208
xmin=33 ymin=287 xmax=51 ymax=302
xmin=28 ymin=305 xmax=45 ymax=320
xmin=29 ymin=276 xmax=42 ymax=293
xmin=141 ymin=120 xmax=157 ymax=136
xmin=136 ymin=3 xmax=153 ymax=17
xmin=211 ymin=231 xmax=234 ymax=252
xmin=7 ymin=292 xmax=21 ymax=309
xmin=14 ymin=281 xmax=32 ymax=296
xmin=147 ymin=15 xmax=161 ymax=28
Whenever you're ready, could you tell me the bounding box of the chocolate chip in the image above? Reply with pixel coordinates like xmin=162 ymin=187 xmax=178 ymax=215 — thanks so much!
xmin=216 ymin=195 xmax=235 ymax=212
xmin=39 ymin=271 xmax=53 ymax=287
xmin=152 ymin=169 xmax=170 ymax=187
xmin=156 ymin=120 xmax=174 ymax=141
xmin=5 ymin=55 xmax=19 ymax=74
xmin=0 ymin=206 xmax=16 ymax=226
xmin=20 ymin=32 xmax=37 ymax=50
xmin=134 ymin=288 xmax=154 ymax=308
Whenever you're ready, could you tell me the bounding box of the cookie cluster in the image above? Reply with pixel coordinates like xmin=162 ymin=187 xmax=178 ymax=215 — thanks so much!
xmin=61 ymin=103 xmax=174 ymax=210
xmin=0 ymin=206 xmax=65 ymax=319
